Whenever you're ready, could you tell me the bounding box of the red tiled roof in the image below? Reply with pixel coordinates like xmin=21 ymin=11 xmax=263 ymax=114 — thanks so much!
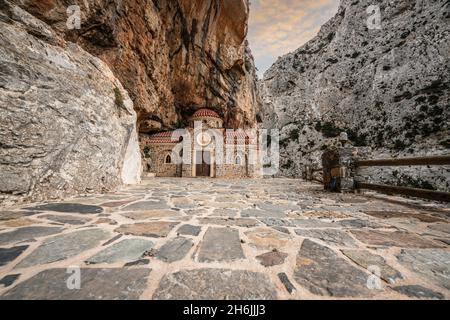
xmin=148 ymin=131 xmax=182 ymax=144
xmin=191 ymin=108 xmax=221 ymax=119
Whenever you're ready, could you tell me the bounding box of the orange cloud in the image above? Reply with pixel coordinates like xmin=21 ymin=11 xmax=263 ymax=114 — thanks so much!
xmin=248 ymin=0 xmax=340 ymax=77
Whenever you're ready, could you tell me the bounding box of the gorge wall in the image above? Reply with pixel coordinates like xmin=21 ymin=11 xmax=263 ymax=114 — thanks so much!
xmin=0 ymin=1 xmax=141 ymax=205
xmin=0 ymin=0 xmax=259 ymax=204
xmin=13 ymin=0 xmax=259 ymax=132
xmin=259 ymin=0 xmax=450 ymax=191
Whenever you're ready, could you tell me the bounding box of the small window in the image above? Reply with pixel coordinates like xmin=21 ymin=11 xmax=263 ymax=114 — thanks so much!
xmin=235 ymin=156 xmax=242 ymax=165
xmin=165 ymin=154 xmax=172 ymax=164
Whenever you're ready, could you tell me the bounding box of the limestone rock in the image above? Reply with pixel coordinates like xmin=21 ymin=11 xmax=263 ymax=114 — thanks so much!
xmin=15 ymin=0 xmax=259 ymax=132
xmin=258 ymin=0 xmax=450 ymax=190
xmin=0 ymin=2 xmax=141 ymax=205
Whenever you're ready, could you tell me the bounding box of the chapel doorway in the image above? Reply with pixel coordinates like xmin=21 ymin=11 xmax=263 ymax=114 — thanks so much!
xmin=196 ymin=150 xmax=211 ymax=177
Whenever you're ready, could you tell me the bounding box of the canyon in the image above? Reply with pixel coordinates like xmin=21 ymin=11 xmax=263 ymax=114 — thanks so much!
xmin=0 ymin=0 xmax=259 ymax=204
xmin=258 ymin=0 xmax=450 ymax=191
xmin=1 ymin=0 xmax=449 ymax=204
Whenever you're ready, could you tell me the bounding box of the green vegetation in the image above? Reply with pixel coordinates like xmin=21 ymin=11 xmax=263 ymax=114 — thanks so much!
xmin=113 ymin=87 xmax=124 ymax=110
xmin=394 ymin=139 xmax=407 ymax=150
xmin=315 ymin=121 xmax=341 ymax=138
xmin=439 ymin=139 xmax=450 ymax=148
xmin=289 ymin=128 xmax=300 ymax=141
xmin=281 ymin=159 xmax=293 ymax=170
xmin=143 ymin=146 xmax=150 ymax=158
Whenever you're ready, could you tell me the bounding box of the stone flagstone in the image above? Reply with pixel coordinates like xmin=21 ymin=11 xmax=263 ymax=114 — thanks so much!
xmin=122 ymin=200 xmax=170 ymax=211
xmin=292 ymin=219 xmax=341 ymax=228
xmin=198 ymin=217 xmax=260 ymax=228
xmin=153 ymin=268 xmax=277 ymax=299
xmin=363 ymin=211 xmax=444 ymax=223
xmin=428 ymin=223 xmax=450 ymax=234
xmin=256 ymin=250 xmax=288 ymax=267
xmin=17 ymin=229 xmax=110 ymax=268
xmin=341 ymin=249 xmax=403 ymax=283
xmin=259 ymin=218 xmax=295 ymax=227
xmin=293 ymin=239 xmax=373 ymax=297
xmin=0 ymin=218 xmax=38 ymax=228
xmin=241 ymin=208 xmax=285 ymax=218
xmin=86 ymin=239 xmax=154 ymax=264
xmin=0 ymin=268 xmax=150 ymax=300
xmin=115 ymin=221 xmax=178 ymax=238
xmin=0 ymin=245 xmax=28 ymax=266
xmin=156 ymin=237 xmax=193 ymax=262
xmin=0 ymin=211 xmax=38 ymax=221
xmin=392 ymin=285 xmax=444 ymax=300
xmin=0 ymin=226 xmax=64 ymax=246
xmin=351 ymin=230 xmax=442 ymax=248
xmin=295 ymin=229 xmax=358 ymax=248
xmin=120 ymin=210 xmax=180 ymax=220
xmin=40 ymin=214 xmax=92 ymax=225
xmin=24 ymin=203 xmax=103 ymax=214
xmin=0 ymin=274 xmax=20 ymax=288
xmin=245 ymin=227 xmax=292 ymax=250
xmin=278 ymin=272 xmax=296 ymax=294
xmin=177 ymin=224 xmax=201 ymax=236
xmin=396 ymin=249 xmax=450 ymax=290
xmin=197 ymin=227 xmax=244 ymax=262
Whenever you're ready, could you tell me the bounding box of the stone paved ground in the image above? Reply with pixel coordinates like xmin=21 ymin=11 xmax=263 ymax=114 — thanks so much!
xmin=0 ymin=178 xmax=449 ymax=300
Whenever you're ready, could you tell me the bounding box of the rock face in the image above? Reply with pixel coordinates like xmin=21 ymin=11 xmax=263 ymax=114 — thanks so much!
xmin=1 ymin=0 xmax=258 ymax=204
xmin=259 ymin=0 xmax=450 ymax=190
xmin=0 ymin=1 xmax=142 ymax=205
xmin=14 ymin=0 xmax=260 ymax=131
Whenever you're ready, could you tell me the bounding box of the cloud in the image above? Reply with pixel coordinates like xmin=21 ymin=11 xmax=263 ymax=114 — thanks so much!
xmin=248 ymin=0 xmax=340 ymax=77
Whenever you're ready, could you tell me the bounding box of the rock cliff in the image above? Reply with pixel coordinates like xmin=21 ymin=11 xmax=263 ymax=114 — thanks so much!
xmin=259 ymin=0 xmax=450 ymax=190
xmin=0 ymin=0 xmax=259 ymax=204
xmin=12 ymin=0 xmax=259 ymax=131
xmin=0 ymin=1 xmax=141 ymax=205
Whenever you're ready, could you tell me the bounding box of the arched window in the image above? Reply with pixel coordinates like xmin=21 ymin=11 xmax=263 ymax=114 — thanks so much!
xmin=165 ymin=154 xmax=172 ymax=164
xmin=235 ymin=155 xmax=242 ymax=165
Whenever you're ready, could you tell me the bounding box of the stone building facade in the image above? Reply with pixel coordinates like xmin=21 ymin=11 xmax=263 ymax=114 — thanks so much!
xmin=141 ymin=109 xmax=262 ymax=178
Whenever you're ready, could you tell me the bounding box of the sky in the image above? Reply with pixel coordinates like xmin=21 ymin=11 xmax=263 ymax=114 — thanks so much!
xmin=248 ymin=0 xmax=340 ymax=78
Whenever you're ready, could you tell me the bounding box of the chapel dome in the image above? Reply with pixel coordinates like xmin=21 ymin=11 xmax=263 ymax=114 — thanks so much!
xmin=191 ymin=108 xmax=221 ymax=119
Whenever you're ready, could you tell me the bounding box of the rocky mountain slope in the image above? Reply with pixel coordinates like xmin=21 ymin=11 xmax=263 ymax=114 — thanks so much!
xmin=0 ymin=0 xmax=259 ymax=204
xmin=13 ymin=0 xmax=259 ymax=132
xmin=259 ymin=0 xmax=450 ymax=190
xmin=0 ymin=1 xmax=141 ymax=205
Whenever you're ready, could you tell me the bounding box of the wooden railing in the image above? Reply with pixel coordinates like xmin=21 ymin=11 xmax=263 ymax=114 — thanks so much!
xmin=355 ymin=155 xmax=450 ymax=202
